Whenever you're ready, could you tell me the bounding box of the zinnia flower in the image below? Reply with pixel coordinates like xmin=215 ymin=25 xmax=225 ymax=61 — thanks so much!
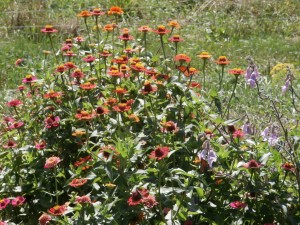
xmin=77 ymin=10 xmax=92 ymax=17
xmin=75 ymin=195 xmax=92 ymax=204
xmin=281 ymin=162 xmax=295 ymax=172
xmin=233 ymin=129 xmax=244 ymax=139
xmin=41 ymin=25 xmax=58 ymax=33
xmin=197 ymin=51 xmax=212 ymax=59
xmin=229 ymin=68 xmax=245 ymax=76
xmin=91 ymin=8 xmax=105 ymax=16
xmin=161 ymin=121 xmax=179 ymax=133
xmin=215 ymin=56 xmax=231 ymax=65
xmin=141 ymin=81 xmax=157 ymax=94
xmin=7 ymin=99 xmax=23 ymax=107
xmin=44 ymin=115 xmax=60 ymax=129
xmin=174 ymin=54 xmax=191 ymax=63
xmin=69 ymin=178 xmax=88 ymax=187
xmin=44 ymin=156 xmax=61 ymax=169
xmin=168 ymin=34 xmax=184 ymax=42
xmin=128 ymin=188 xmax=149 ymax=206
xmin=48 ymin=204 xmax=67 ymax=216
xmin=149 ymin=146 xmax=170 ymax=160
xmin=229 ymin=201 xmax=247 ymax=209
xmin=243 ymin=159 xmax=262 ymax=169
xmin=0 ymin=198 xmax=10 ymax=209
xmin=138 ymin=26 xmax=152 ymax=32
xmin=108 ymin=6 xmax=124 ymax=15
xmin=75 ymin=110 xmax=96 ymax=120
xmin=38 ymin=213 xmax=51 ymax=225
xmin=168 ymin=20 xmax=180 ymax=28
xmin=3 ymin=140 xmax=17 ymax=149
xmin=11 ymin=196 xmax=26 ymax=207
xmin=112 ymin=103 xmax=131 ymax=112
xmin=142 ymin=195 xmax=158 ymax=208
xmin=152 ymin=25 xmax=170 ymax=35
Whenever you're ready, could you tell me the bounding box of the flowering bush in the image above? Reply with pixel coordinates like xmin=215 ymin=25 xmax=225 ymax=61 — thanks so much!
xmin=0 ymin=5 xmax=300 ymax=225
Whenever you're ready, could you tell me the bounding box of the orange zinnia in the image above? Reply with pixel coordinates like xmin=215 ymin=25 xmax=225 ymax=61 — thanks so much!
xmin=108 ymin=6 xmax=124 ymax=15
xmin=197 ymin=51 xmax=212 ymax=59
xmin=75 ymin=110 xmax=96 ymax=120
xmin=78 ymin=10 xmax=92 ymax=17
xmin=168 ymin=20 xmax=180 ymax=28
xmin=69 ymin=178 xmax=88 ymax=187
xmin=103 ymin=24 xmax=114 ymax=32
xmin=48 ymin=204 xmax=67 ymax=216
xmin=216 ymin=56 xmax=231 ymax=65
xmin=228 ymin=68 xmax=245 ymax=76
xmin=174 ymin=54 xmax=191 ymax=63
xmin=80 ymin=82 xmax=97 ymax=90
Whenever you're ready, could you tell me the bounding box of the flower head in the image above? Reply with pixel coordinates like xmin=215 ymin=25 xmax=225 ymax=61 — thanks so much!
xmin=233 ymin=129 xmax=245 ymax=139
xmin=281 ymin=162 xmax=295 ymax=172
xmin=11 ymin=196 xmax=26 ymax=207
xmin=152 ymin=25 xmax=170 ymax=35
xmin=44 ymin=115 xmax=60 ymax=129
xmin=108 ymin=6 xmax=124 ymax=15
xmin=168 ymin=34 xmax=184 ymax=42
xmin=7 ymin=99 xmax=23 ymax=107
xmin=112 ymin=103 xmax=131 ymax=112
xmin=243 ymin=159 xmax=262 ymax=169
xmin=229 ymin=68 xmax=245 ymax=76
xmin=75 ymin=110 xmax=96 ymax=120
xmin=216 ymin=56 xmax=231 ymax=65
xmin=48 ymin=204 xmax=67 ymax=216
xmin=44 ymin=156 xmax=61 ymax=169
xmin=77 ymin=10 xmax=92 ymax=18
xmin=92 ymin=8 xmax=105 ymax=16
xmin=161 ymin=121 xmax=179 ymax=133
xmin=198 ymin=140 xmax=217 ymax=168
xmin=75 ymin=195 xmax=92 ymax=204
xmin=138 ymin=26 xmax=152 ymax=32
xmin=168 ymin=20 xmax=180 ymax=28
xmin=41 ymin=25 xmax=58 ymax=33
xmin=229 ymin=201 xmax=247 ymax=209
xmin=3 ymin=140 xmax=17 ymax=149
xmin=128 ymin=188 xmax=149 ymax=206
xmin=38 ymin=213 xmax=51 ymax=225
xmin=149 ymin=146 xmax=170 ymax=160
xmin=69 ymin=178 xmax=88 ymax=187
xmin=82 ymin=55 xmax=96 ymax=63
xmin=0 ymin=198 xmax=10 ymax=209
xmin=261 ymin=125 xmax=279 ymax=146
xmin=198 ymin=51 xmax=212 ymax=59
xmin=174 ymin=54 xmax=191 ymax=63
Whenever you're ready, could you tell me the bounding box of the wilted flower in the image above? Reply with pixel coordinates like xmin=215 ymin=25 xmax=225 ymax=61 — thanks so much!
xmin=198 ymin=140 xmax=217 ymax=168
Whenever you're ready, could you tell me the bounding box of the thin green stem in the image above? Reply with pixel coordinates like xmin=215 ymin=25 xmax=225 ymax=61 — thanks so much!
xmin=224 ymin=75 xmax=238 ymax=119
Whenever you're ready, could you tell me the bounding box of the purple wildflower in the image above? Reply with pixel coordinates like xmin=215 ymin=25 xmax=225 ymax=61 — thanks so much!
xmin=281 ymin=78 xmax=290 ymax=95
xmin=198 ymin=140 xmax=217 ymax=167
xmin=246 ymin=65 xmax=260 ymax=88
xmin=261 ymin=125 xmax=279 ymax=146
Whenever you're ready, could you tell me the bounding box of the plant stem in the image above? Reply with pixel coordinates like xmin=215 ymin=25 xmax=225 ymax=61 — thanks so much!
xmin=224 ymin=75 xmax=238 ymax=119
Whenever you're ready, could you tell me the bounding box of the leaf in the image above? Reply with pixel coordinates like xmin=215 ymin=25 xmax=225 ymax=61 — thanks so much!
xmin=260 ymin=152 xmax=272 ymax=165
xmin=170 ymin=168 xmax=195 ymax=178
xmin=223 ymin=118 xmax=240 ymax=126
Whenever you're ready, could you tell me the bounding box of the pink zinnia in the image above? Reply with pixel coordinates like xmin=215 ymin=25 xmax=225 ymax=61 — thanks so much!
xmin=0 ymin=221 xmax=8 ymax=225
xmin=8 ymin=121 xmax=24 ymax=130
xmin=35 ymin=140 xmax=47 ymax=150
xmin=7 ymin=99 xmax=23 ymax=107
xmin=233 ymin=129 xmax=245 ymax=139
xmin=75 ymin=195 xmax=92 ymax=204
xmin=38 ymin=213 xmax=51 ymax=225
xmin=22 ymin=74 xmax=37 ymax=83
xmin=44 ymin=115 xmax=60 ymax=129
xmin=3 ymin=140 xmax=17 ymax=149
xmin=229 ymin=201 xmax=247 ymax=209
xmin=0 ymin=198 xmax=10 ymax=209
xmin=82 ymin=55 xmax=96 ymax=63
xmin=44 ymin=156 xmax=61 ymax=169
xmin=142 ymin=195 xmax=158 ymax=208
xmin=11 ymin=196 xmax=26 ymax=207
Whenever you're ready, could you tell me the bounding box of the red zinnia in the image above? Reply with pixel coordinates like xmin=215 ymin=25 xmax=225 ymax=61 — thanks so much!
xmin=128 ymin=188 xmax=149 ymax=206
xmin=48 ymin=204 xmax=67 ymax=216
xmin=71 ymin=69 xmax=85 ymax=79
xmin=95 ymin=106 xmax=109 ymax=115
xmin=69 ymin=178 xmax=88 ymax=187
xmin=7 ymin=99 xmax=23 ymax=107
xmin=281 ymin=162 xmax=295 ymax=172
xmin=141 ymin=81 xmax=157 ymax=94
xmin=149 ymin=146 xmax=170 ymax=160
xmin=82 ymin=55 xmax=96 ymax=63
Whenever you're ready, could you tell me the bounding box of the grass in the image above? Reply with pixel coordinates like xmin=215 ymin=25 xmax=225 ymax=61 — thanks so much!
xmin=0 ymin=0 xmax=300 ymax=90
